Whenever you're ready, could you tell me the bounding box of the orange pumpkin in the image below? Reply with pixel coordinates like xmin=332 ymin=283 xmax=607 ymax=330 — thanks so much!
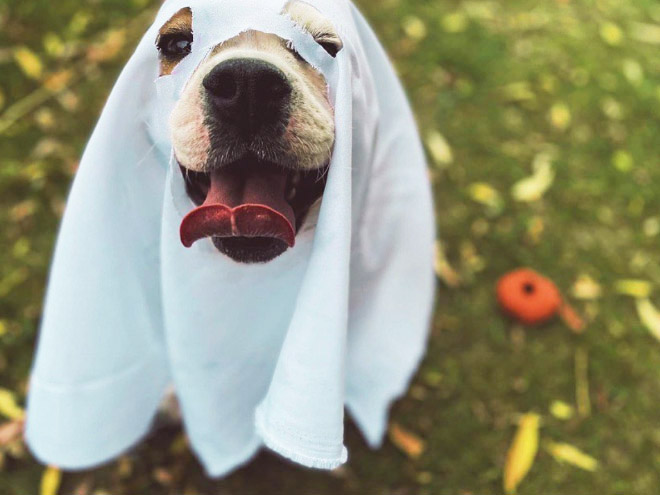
xmin=496 ymin=268 xmax=561 ymax=325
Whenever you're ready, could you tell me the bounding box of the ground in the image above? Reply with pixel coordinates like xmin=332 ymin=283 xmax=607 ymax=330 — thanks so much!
xmin=1 ymin=0 xmax=660 ymax=493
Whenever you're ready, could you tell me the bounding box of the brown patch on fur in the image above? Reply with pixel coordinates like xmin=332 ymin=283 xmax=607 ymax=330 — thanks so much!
xmin=157 ymin=7 xmax=193 ymax=76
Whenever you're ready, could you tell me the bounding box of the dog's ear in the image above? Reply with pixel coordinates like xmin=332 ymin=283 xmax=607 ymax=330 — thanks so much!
xmin=284 ymin=1 xmax=343 ymax=57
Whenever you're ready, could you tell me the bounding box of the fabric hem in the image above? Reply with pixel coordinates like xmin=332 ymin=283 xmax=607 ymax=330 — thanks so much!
xmin=254 ymin=408 xmax=348 ymax=470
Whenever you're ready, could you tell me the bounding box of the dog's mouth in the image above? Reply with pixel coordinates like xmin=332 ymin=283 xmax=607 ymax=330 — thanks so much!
xmin=179 ymin=155 xmax=328 ymax=263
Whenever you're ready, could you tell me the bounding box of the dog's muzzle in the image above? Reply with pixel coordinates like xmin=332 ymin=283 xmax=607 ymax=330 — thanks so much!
xmin=178 ymin=58 xmax=328 ymax=263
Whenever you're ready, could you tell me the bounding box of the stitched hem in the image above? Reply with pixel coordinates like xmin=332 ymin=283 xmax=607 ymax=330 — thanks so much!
xmin=254 ymin=407 xmax=348 ymax=470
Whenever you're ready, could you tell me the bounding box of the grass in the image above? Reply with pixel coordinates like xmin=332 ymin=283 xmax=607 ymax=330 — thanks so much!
xmin=1 ymin=0 xmax=660 ymax=493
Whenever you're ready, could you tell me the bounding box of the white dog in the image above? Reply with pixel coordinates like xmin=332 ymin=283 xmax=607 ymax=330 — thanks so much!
xmin=26 ymin=0 xmax=435 ymax=477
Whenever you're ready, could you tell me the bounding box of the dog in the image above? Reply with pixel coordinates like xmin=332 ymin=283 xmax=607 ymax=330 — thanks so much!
xmin=26 ymin=0 xmax=436 ymax=475
xmin=161 ymin=2 xmax=342 ymax=263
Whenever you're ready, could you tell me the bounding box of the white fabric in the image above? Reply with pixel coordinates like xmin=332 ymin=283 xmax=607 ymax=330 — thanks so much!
xmin=25 ymin=0 xmax=435 ymax=476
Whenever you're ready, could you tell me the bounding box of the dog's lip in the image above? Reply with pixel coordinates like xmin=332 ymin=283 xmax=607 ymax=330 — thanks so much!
xmin=178 ymin=156 xmax=328 ymax=249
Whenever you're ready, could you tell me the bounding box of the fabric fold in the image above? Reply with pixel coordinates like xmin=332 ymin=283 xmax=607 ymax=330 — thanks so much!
xmin=26 ymin=0 xmax=436 ymax=477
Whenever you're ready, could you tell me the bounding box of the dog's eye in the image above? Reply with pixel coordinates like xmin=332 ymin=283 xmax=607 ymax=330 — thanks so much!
xmin=314 ymin=35 xmax=342 ymax=58
xmin=157 ymin=33 xmax=193 ymax=59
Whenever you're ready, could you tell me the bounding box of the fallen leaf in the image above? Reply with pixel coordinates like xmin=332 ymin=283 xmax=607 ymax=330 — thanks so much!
xmin=442 ymin=12 xmax=468 ymax=33
xmin=500 ymin=82 xmax=535 ymax=102
xmin=559 ymin=303 xmax=586 ymax=334
xmin=636 ymin=298 xmax=660 ymax=342
xmin=511 ymin=152 xmax=555 ymax=202
xmin=503 ymin=413 xmax=540 ymax=494
xmin=402 ymin=16 xmax=427 ymax=41
xmin=600 ymin=21 xmax=624 ymax=46
xmin=549 ymin=400 xmax=575 ymax=420
xmin=614 ymin=279 xmax=652 ymax=298
xmin=549 ymin=102 xmax=571 ymax=131
xmin=13 ymin=46 xmax=44 ymax=80
xmin=0 ymin=419 xmax=24 ymax=446
xmin=433 ymin=241 xmax=460 ymax=287
xmin=0 ymin=389 xmax=24 ymax=421
xmin=468 ymin=182 xmax=503 ymax=214
xmin=630 ymin=22 xmax=660 ymax=45
xmin=388 ymin=422 xmax=425 ymax=459
xmin=40 ymin=465 xmax=62 ymax=495
xmin=545 ymin=441 xmax=599 ymax=471
xmin=622 ymin=59 xmax=644 ymax=85
xmin=571 ymin=275 xmax=602 ymax=300
xmin=425 ymin=130 xmax=453 ymax=167
xmin=612 ymin=150 xmax=633 ymax=172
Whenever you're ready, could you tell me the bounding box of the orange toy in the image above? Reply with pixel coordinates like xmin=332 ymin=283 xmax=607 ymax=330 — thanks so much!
xmin=496 ymin=268 xmax=562 ymax=325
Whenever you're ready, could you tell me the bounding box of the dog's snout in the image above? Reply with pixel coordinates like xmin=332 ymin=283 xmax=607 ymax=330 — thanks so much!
xmin=203 ymin=59 xmax=292 ymax=135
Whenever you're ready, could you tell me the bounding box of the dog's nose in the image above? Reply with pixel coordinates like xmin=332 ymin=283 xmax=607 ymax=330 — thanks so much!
xmin=203 ymin=59 xmax=292 ymax=135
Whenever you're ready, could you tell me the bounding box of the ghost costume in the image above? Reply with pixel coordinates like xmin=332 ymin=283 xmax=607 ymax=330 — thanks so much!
xmin=25 ymin=0 xmax=435 ymax=476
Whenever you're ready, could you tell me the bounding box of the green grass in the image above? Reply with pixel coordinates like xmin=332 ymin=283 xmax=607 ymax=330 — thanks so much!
xmin=1 ymin=0 xmax=660 ymax=493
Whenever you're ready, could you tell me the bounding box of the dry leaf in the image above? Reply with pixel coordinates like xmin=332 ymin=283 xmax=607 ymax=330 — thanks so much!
xmin=13 ymin=46 xmax=44 ymax=80
xmin=468 ymin=182 xmax=503 ymax=213
xmin=503 ymin=413 xmax=540 ymax=494
xmin=40 ymin=465 xmax=62 ymax=495
xmin=0 ymin=419 xmax=24 ymax=446
xmin=614 ymin=279 xmax=652 ymax=298
xmin=433 ymin=241 xmax=460 ymax=287
xmin=636 ymin=298 xmax=660 ymax=342
xmin=511 ymin=152 xmax=555 ymax=202
xmin=402 ymin=16 xmax=427 ymax=41
xmin=571 ymin=275 xmax=602 ymax=300
xmin=388 ymin=422 xmax=425 ymax=459
xmin=549 ymin=103 xmax=571 ymax=130
xmin=0 ymin=388 xmax=24 ymax=421
xmin=559 ymin=303 xmax=586 ymax=334
xmin=600 ymin=21 xmax=624 ymax=46
xmin=545 ymin=441 xmax=599 ymax=471
xmin=549 ymin=400 xmax=575 ymax=420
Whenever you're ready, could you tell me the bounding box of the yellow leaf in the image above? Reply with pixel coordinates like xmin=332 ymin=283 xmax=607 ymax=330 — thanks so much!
xmin=40 ymin=465 xmax=61 ymax=495
xmin=0 ymin=389 xmax=24 ymax=421
xmin=442 ymin=12 xmax=468 ymax=33
xmin=612 ymin=150 xmax=633 ymax=172
xmin=545 ymin=441 xmax=599 ymax=471
xmin=402 ymin=16 xmax=427 ymax=41
xmin=614 ymin=279 xmax=652 ymax=298
xmin=388 ymin=423 xmax=425 ymax=459
xmin=636 ymin=298 xmax=660 ymax=342
xmin=468 ymin=182 xmax=503 ymax=212
xmin=511 ymin=152 xmax=555 ymax=202
xmin=571 ymin=274 xmax=602 ymax=300
xmin=600 ymin=21 xmax=624 ymax=46
xmin=549 ymin=102 xmax=571 ymax=131
xmin=43 ymin=33 xmax=65 ymax=58
xmin=503 ymin=413 xmax=540 ymax=494
xmin=13 ymin=46 xmax=44 ymax=80
xmin=549 ymin=400 xmax=575 ymax=420
xmin=433 ymin=240 xmax=460 ymax=287
xmin=630 ymin=22 xmax=660 ymax=45
xmin=622 ymin=59 xmax=644 ymax=85
xmin=425 ymin=130 xmax=453 ymax=167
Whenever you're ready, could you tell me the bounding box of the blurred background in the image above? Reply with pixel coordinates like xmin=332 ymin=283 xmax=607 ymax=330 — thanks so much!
xmin=1 ymin=0 xmax=660 ymax=493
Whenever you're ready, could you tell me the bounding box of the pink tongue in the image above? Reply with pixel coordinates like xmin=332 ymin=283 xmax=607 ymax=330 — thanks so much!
xmin=180 ymin=166 xmax=295 ymax=248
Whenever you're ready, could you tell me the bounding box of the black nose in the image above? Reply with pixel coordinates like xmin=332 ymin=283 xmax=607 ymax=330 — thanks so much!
xmin=203 ymin=58 xmax=292 ymax=136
